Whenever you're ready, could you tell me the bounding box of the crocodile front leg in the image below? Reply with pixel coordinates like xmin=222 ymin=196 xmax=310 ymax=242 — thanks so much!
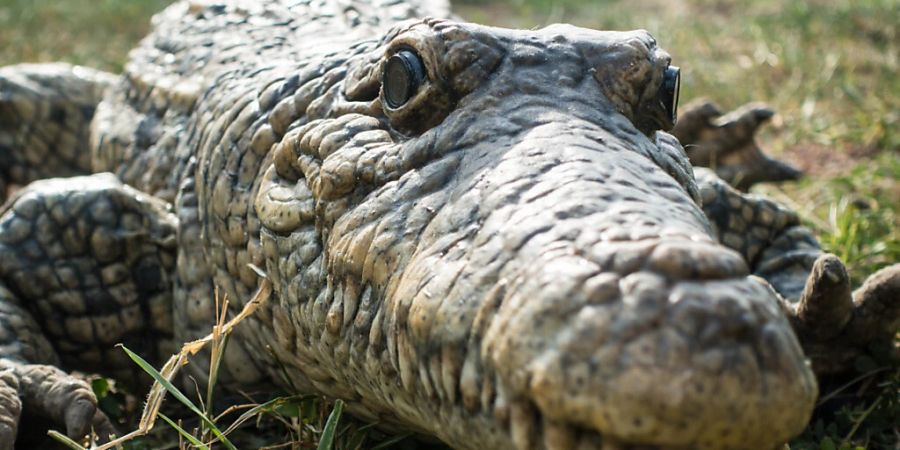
xmin=0 ymin=300 xmax=116 ymax=449
xmin=672 ymin=100 xmax=802 ymax=191
xmin=0 ymin=173 xmax=177 ymax=447
xmin=696 ymin=168 xmax=900 ymax=375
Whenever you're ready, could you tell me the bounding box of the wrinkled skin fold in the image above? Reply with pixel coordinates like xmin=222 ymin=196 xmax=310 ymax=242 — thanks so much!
xmin=0 ymin=1 xmax=897 ymax=449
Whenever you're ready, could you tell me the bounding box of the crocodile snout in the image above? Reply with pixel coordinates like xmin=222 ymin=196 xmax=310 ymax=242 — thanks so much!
xmin=490 ymin=245 xmax=817 ymax=449
xmin=411 ymin=114 xmax=818 ymax=448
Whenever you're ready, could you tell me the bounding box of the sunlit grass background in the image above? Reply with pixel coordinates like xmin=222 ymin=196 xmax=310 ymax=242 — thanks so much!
xmin=1 ymin=0 xmax=897 ymax=448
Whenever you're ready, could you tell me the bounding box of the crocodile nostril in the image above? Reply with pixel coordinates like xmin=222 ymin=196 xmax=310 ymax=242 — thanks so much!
xmin=660 ymin=65 xmax=680 ymax=123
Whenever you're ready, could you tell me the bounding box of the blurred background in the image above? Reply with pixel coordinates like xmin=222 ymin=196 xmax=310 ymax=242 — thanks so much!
xmin=1 ymin=0 xmax=897 ymax=448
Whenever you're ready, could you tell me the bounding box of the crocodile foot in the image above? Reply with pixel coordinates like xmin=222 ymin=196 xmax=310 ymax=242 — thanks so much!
xmin=783 ymin=255 xmax=900 ymax=375
xmin=0 ymin=360 xmax=115 ymax=450
xmin=671 ymin=99 xmax=802 ymax=191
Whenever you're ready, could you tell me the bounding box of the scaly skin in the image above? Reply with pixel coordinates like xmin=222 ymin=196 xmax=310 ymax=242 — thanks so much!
xmin=0 ymin=64 xmax=115 ymax=198
xmin=0 ymin=1 xmax=897 ymax=449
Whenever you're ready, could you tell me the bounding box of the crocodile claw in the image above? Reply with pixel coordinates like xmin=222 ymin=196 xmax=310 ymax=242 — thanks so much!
xmin=794 ymin=254 xmax=854 ymax=340
xmin=0 ymin=361 xmax=115 ymax=450
xmin=672 ymin=99 xmax=803 ymax=191
xmin=785 ymin=256 xmax=900 ymax=375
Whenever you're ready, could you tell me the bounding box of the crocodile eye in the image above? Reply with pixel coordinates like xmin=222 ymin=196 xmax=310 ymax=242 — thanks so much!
xmin=383 ymin=49 xmax=426 ymax=109
xmin=660 ymin=65 xmax=680 ymax=123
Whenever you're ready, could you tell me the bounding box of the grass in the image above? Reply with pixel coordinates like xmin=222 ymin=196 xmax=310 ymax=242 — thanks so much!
xmin=0 ymin=0 xmax=171 ymax=72
xmin=2 ymin=0 xmax=897 ymax=448
xmin=48 ymin=284 xmax=420 ymax=450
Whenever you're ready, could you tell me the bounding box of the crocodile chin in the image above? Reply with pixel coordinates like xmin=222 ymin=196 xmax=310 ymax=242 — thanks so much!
xmin=255 ymin=17 xmax=817 ymax=450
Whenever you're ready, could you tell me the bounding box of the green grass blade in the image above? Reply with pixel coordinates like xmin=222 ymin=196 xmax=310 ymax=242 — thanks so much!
xmin=159 ymin=413 xmax=210 ymax=450
xmin=317 ymin=399 xmax=344 ymax=450
xmin=46 ymin=430 xmax=86 ymax=450
xmin=119 ymin=345 xmax=237 ymax=450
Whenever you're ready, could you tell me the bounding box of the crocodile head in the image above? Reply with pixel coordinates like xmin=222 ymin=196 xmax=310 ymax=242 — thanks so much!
xmin=256 ymin=19 xmax=817 ymax=449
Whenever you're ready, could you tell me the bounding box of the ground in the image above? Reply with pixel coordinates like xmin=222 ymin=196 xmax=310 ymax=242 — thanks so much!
xmin=0 ymin=0 xmax=897 ymax=448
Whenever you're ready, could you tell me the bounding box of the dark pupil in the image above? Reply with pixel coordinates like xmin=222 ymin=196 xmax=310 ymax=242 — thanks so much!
xmin=384 ymin=50 xmax=425 ymax=108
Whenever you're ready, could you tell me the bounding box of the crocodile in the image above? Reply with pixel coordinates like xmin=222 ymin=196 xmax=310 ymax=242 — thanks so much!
xmin=0 ymin=0 xmax=898 ymax=449
xmin=670 ymin=99 xmax=803 ymax=191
